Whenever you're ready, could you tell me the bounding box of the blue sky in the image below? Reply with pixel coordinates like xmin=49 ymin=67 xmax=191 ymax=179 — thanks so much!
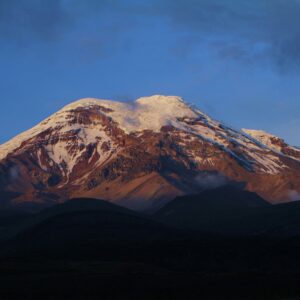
xmin=0 ymin=0 xmax=300 ymax=145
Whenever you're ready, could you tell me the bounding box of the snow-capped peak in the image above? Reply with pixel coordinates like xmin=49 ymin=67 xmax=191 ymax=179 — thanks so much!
xmin=61 ymin=95 xmax=190 ymax=113
xmin=0 ymin=95 xmax=199 ymax=161
xmin=59 ymin=95 xmax=199 ymax=133
xmin=0 ymin=95 xmax=298 ymax=175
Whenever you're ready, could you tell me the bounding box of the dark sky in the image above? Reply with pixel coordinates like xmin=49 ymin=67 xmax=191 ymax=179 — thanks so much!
xmin=1 ymin=0 xmax=300 ymax=144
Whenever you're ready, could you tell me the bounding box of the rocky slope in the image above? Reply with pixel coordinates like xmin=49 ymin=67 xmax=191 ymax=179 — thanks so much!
xmin=0 ymin=95 xmax=300 ymax=211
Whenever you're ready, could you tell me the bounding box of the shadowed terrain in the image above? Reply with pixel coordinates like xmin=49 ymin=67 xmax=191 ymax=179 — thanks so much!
xmin=0 ymin=192 xmax=300 ymax=299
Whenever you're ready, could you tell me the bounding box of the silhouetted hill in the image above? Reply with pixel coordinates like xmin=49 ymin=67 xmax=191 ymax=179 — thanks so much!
xmin=1 ymin=198 xmax=182 ymax=260
xmin=0 ymin=198 xmax=140 ymax=240
xmin=36 ymin=197 xmax=139 ymax=219
xmin=154 ymin=185 xmax=269 ymax=233
xmin=153 ymin=186 xmax=300 ymax=240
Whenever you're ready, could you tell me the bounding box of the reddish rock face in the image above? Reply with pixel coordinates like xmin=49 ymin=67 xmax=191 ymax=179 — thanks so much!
xmin=0 ymin=95 xmax=300 ymax=211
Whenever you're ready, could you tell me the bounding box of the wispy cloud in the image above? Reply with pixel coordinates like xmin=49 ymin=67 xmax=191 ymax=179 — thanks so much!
xmin=147 ymin=0 xmax=300 ymax=73
xmin=195 ymin=172 xmax=228 ymax=190
xmin=287 ymin=190 xmax=300 ymax=201
xmin=2 ymin=0 xmax=300 ymax=73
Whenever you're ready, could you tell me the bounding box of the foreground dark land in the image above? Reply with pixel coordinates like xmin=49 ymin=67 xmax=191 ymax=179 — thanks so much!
xmin=1 ymin=187 xmax=300 ymax=299
xmin=1 ymin=260 xmax=300 ymax=300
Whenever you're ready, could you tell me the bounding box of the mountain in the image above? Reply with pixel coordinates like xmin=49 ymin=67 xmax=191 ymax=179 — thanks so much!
xmin=154 ymin=185 xmax=269 ymax=232
xmin=154 ymin=185 xmax=300 ymax=238
xmin=0 ymin=198 xmax=140 ymax=240
xmin=3 ymin=198 xmax=178 ymax=259
xmin=0 ymin=95 xmax=300 ymax=211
